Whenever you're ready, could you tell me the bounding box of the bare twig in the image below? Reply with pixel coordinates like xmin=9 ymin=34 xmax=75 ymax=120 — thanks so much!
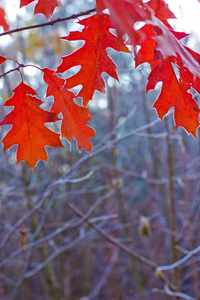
xmin=153 ymin=287 xmax=196 ymax=300
xmin=0 ymin=191 xmax=114 ymax=269
xmin=66 ymin=201 xmax=157 ymax=268
xmin=0 ymin=66 xmax=21 ymax=78
xmin=0 ymin=170 xmax=95 ymax=252
xmin=66 ymin=201 xmax=179 ymax=291
xmin=88 ymin=247 xmax=119 ymax=299
xmin=0 ymin=8 xmax=96 ymax=37
xmin=24 ymin=231 xmax=93 ymax=278
xmin=164 ymin=284 xmax=196 ymax=300
xmin=157 ymin=244 xmax=200 ymax=272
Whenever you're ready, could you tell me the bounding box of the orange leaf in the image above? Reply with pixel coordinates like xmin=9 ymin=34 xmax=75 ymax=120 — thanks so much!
xmin=43 ymin=68 xmax=95 ymax=152
xmin=56 ymin=13 xmax=130 ymax=107
xmin=0 ymin=82 xmax=63 ymax=170
xmin=146 ymin=58 xmax=200 ymax=136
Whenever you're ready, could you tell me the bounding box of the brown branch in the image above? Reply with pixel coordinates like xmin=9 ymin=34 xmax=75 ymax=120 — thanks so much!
xmin=0 ymin=8 xmax=96 ymax=37
xmin=0 ymin=66 xmax=23 ymax=78
xmin=66 ymin=201 xmax=178 ymax=292
xmin=67 ymin=202 xmax=156 ymax=268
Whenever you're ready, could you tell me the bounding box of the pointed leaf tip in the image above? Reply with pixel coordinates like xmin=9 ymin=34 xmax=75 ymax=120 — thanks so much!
xmin=0 ymin=82 xmax=63 ymax=169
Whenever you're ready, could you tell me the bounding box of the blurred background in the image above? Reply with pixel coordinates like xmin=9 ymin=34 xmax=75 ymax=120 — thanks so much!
xmin=1 ymin=0 xmax=200 ymax=299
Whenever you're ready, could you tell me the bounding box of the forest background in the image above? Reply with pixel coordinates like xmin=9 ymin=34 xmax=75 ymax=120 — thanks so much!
xmin=1 ymin=0 xmax=200 ymax=299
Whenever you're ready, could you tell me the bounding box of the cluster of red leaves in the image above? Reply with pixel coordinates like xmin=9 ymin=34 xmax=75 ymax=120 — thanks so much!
xmin=0 ymin=0 xmax=200 ymax=170
xmin=96 ymin=0 xmax=200 ymax=135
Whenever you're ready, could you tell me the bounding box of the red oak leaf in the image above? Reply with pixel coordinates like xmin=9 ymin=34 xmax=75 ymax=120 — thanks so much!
xmin=0 ymin=82 xmax=63 ymax=170
xmin=178 ymin=47 xmax=200 ymax=95
xmin=135 ymin=0 xmax=187 ymax=69
xmin=152 ymin=17 xmax=200 ymax=78
xmin=0 ymin=7 xmax=9 ymax=31
xmin=135 ymin=26 xmax=188 ymax=69
xmin=95 ymin=0 xmax=107 ymax=14
xmin=43 ymin=68 xmax=95 ymax=152
xmin=56 ymin=13 xmax=130 ymax=107
xmin=146 ymin=58 xmax=200 ymax=136
xmin=101 ymin=0 xmax=200 ymax=80
xmin=0 ymin=55 xmax=6 ymax=65
xmin=20 ymin=0 xmax=35 ymax=7
xmin=20 ymin=0 xmax=63 ymax=20
xmin=102 ymin=0 xmax=152 ymax=47
xmin=146 ymin=0 xmax=176 ymax=27
xmin=134 ymin=6 xmax=200 ymax=137
xmin=135 ymin=24 xmax=158 ymax=69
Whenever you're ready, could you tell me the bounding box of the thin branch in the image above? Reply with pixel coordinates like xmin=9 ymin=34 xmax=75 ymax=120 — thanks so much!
xmin=61 ymin=118 xmax=162 ymax=182
xmin=158 ymin=244 xmax=200 ymax=272
xmin=0 ymin=8 xmax=96 ymax=37
xmin=66 ymin=201 xmax=178 ymax=291
xmin=153 ymin=287 xmax=196 ymax=300
xmin=66 ymin=202 xmax=153 ymax=266
xmin=0 ymin=191 xmax=114 ymax=269
xmin=88 ymin=247 xmax=119 ymax=299
xmin=0 ymin=214 xmax=117 ymax=270
xmin=164 ymin=284 xmax=196 ymax=300
xmin=0 ymin=66 xmax=21 ymax=78
xmin=56 ymin=170 xmax=94 ymax=184
xmin=24 ymin=231 xmax=93 ymax=278
xmin=0 ymin=171 xmax=94 ymax=252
